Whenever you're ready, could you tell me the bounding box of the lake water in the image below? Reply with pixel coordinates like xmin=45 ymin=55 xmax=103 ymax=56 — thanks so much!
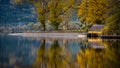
xmin=0 ymin=34 xmax=120 ymax=68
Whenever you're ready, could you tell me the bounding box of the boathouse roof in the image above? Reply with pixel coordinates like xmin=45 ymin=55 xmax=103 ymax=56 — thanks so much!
xmin=89 ymin=24 xmax=104 ymax=31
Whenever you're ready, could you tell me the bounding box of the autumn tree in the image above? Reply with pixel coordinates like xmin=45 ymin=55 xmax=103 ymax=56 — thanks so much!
xmin=48 ymin=0 xmax=76 ymax=30
xmin=61 ymin=0 xmax=81 ymax=30
xmin=34 ymin=0 xmax=50 ymax=31
xmin=102 ymin=0 xmax=120 ymax=35
xmin=17 ymin=0 xmax=80 ymax=30
xmin=78 ymin=0 xmax=109 ymax=24
xmin=48 ymin=0 xmax=62 ymax=30
xmin=27 ymin=0 xmax=50 ymax=31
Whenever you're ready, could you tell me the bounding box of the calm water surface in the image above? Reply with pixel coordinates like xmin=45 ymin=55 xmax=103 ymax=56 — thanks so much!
xmin=0 ymin=34 xmax=120 ymax=68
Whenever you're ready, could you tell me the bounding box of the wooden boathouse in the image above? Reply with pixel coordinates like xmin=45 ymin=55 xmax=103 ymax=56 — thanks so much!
xmin=87 ymin=24 xmax=104 ymax=37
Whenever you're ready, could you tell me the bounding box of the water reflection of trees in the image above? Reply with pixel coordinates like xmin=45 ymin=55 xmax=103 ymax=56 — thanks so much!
xmin=34 ymin=39 xmax=48 ymax=68
xmin=77 ymin=39 xmax=120 ymax=68
xmin=34 ymin=39 xmax=74 ymax=68
xmin=103 ymin=40 xmax=120 ymax=68
xmin=48 ymin=40 xmax=63 ymax=68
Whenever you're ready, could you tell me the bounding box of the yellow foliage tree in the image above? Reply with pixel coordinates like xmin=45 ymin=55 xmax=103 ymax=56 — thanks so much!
xmin=35 ymin=1 xmax=50 ymax=31
xmin=48 ymin=0 xmax=76 ymax=30
xmin=78 ymin=0 xmax=109 ymax=24
xmin=16 ymin=0 xmax=80 ymax=30
xmin=102 ymin=0 xmax=120 ymax=35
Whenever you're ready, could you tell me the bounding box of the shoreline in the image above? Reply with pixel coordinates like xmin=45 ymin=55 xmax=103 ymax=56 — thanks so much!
xmin=8 ymin=32 xmax=87 ymax=39
xmin=4 ymin=32 xmax=120 ymax=39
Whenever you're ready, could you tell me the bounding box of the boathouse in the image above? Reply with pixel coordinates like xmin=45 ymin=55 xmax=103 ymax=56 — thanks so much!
xmin=88 ymin=24 xmax=104 ymax=37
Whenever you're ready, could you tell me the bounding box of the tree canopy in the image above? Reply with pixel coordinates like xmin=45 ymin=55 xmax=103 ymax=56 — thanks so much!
xmin=78 ymin=0 xmax=109 ymax=24
xmin=102 ymin=0 xmax=120 ymax=35
xmin=16 ymin=0 xmax=78 ymax=30
xmin=48 ymin=0 xmax=76 ymax=30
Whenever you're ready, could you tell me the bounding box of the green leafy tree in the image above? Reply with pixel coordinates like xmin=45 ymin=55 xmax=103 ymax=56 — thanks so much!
xmin=27 ymin=22 xmax=34 ymax=30
xmin=33 ymin=23 xmax=41 ymax=30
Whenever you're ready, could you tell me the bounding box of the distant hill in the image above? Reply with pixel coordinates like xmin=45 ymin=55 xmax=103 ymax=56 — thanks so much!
xmin=0 ymin=0 xmax=37 ymax=24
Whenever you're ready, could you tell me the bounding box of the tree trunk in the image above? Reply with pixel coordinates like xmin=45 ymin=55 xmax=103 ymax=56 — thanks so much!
xmin=55 ymin=25 xmax=59 ymax=30
xmin=41 ymin=20 xmax=46 ymax=31
xmin=43 ymin=24 xmax=46 ymax=31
